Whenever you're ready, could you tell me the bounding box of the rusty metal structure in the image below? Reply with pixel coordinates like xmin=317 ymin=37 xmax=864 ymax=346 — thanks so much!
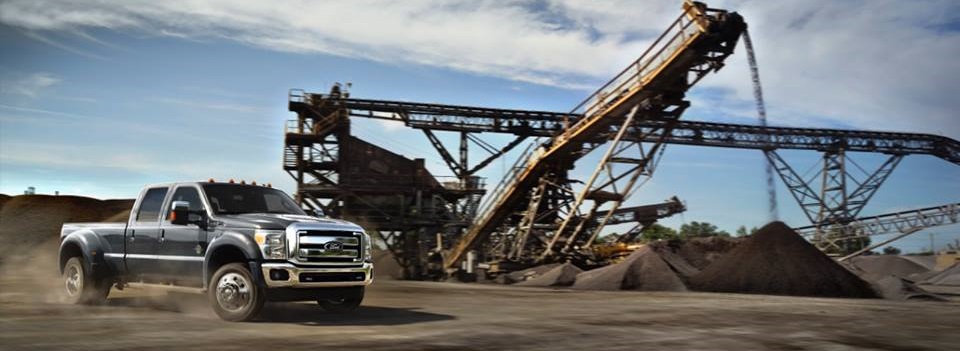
xmin=285 ymin=86 xmax=960 ymax=276
xmin=283 ymin=1 xmax=960 ymax=278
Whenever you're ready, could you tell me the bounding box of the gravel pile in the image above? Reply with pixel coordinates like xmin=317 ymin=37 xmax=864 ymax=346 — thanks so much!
xmin=676 ymin=236 xmax=740 ymax=270
xmin=495 ymin=263 xmax=562 ymax=284
xmin=920 ymin=263 xmax=960 ymax=286
xmin=869 ymin=276 xmax=946 ymax=301
xmin=515 ymin=263 xmax=582 ymax=287
xmin=571 ymin=246 xmax=686 ymax=291
xmin=848 ymin=255 xmax=930 ymax=278
xmin=689 ymin=221 xmax=876 ymax=298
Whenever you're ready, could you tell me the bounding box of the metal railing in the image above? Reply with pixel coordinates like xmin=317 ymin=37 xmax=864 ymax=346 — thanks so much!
xmin=568 ymin=1 xmax=706 ymax=120
xmin=474 ymin=140 xmax=539 ymax=220
xmin=468 ymin=2 xmax=709 ymax=231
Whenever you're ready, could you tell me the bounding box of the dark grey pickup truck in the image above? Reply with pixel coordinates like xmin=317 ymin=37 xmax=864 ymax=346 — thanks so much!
xmin=59 ymin=181 xmax=373 ymax=321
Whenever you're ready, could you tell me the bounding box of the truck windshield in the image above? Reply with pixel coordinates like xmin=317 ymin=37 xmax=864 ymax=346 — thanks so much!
xmin=202 ymin=184 xmax=306 ymax=216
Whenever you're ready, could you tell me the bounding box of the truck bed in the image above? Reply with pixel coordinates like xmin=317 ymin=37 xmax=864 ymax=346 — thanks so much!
xmin=60 ymin=222 xmax=127 ymax=238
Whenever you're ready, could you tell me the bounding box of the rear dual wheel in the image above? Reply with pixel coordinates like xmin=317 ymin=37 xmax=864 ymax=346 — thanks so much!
xmin=62 ymin=257 xmax=110 ymax=305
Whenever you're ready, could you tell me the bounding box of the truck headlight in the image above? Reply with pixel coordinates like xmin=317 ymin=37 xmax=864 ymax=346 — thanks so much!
xmin=255 ymin=230 xmax=286 ymax=260
xmin=361 ymin=231 xmax=372 ymax=261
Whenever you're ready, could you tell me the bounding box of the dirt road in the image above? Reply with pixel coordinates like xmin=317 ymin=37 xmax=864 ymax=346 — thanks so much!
xmin=2 ymin=274 xmax=958 ymax=350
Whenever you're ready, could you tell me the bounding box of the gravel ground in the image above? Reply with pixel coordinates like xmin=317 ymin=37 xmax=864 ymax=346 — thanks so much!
xmin=2 ymin=276 xmax=958 ymax=351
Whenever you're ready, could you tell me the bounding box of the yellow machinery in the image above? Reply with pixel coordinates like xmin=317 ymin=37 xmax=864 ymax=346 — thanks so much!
xmin=445 ymin=1 xmax=746 ymax=270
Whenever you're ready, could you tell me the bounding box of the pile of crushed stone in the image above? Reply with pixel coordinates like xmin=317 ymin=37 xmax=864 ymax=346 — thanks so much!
xmin=918 ymin=263 xmax=960 ymax=286
xmin=847 ymin=255 xmax=930 ymax=278
xmin=689 ymin=221 xmax=876 ymax=298
xmin=571 ymin=246 xmax=686 ymax=291
xmin=514 ymin=263 xmax=582 ymax=287
xmin=648 ymin=237 xmax=742 ymax=282
xmin=494 ymin=263 xmax=561 ymax=284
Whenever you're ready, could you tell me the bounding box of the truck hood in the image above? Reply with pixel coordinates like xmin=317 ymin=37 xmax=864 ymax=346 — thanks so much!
xmin=216 ymin=213 xmax=363 ymax=231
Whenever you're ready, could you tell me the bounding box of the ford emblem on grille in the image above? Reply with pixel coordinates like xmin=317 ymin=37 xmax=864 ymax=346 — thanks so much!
xmin=323 ymin=241 xmax=344 ymax=252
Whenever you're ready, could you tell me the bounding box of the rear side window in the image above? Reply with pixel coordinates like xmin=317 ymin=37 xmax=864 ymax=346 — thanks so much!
xmin=137 ymin=187 xmax=169 ymax=222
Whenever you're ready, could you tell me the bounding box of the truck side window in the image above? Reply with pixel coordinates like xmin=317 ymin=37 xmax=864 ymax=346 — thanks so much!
xmin=164 ymin=187 xmax=204 ymax=221
xmin=136 ymin=187 xmax=169 ymax=222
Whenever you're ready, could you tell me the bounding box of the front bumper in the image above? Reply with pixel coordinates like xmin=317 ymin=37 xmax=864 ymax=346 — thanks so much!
xmin=260 ymin=262 xmax=373 ymax=288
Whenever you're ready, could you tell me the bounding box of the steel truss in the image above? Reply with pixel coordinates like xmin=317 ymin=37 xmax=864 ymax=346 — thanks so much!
xmin=294 ymin=85 xmax=960 ymax=265
xmin=794 ymin=203 xmax=960 ymax=249
xmin=765 ymin=149 xmax=904 ymax=249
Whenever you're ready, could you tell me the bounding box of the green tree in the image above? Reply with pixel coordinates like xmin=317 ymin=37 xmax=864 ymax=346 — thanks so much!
xmin=679 ymin=221 xmax=730 ymax=239
xmin=638 ymin=223 xmax=678 ymax=242
xmin=735 ymin=225 xmax=759 ymax=237
xmin=882 ymin=246 xmax=901 ymax=255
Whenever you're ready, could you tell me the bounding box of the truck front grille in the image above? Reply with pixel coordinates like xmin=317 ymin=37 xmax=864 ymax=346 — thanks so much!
xmin=297 ymin=231 xmax=362 ymax=263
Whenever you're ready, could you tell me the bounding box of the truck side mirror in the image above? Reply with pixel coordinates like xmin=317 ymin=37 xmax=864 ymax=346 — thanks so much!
xmin=171 ymin=201 xmax=190 ymax=225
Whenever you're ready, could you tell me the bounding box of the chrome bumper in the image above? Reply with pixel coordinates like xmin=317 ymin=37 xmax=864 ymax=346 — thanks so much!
xmin=261 ymin=262 xmax=373 ymax=288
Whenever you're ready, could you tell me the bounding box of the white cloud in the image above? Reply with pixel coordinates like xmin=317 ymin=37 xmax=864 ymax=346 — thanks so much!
xmin=1 ymin=0 xmax=958 ymax=137
xmin=148 ymin=96 xmax=265 ymax=114
xmin=0 ymin=72 xmax=61 ymax=97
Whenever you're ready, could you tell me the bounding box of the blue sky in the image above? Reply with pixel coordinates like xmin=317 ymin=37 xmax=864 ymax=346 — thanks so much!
xmin=1 ymin=0 xmax=958 ymax=253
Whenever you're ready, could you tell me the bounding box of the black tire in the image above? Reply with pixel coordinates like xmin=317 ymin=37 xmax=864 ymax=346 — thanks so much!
xmin=62 ymin=257 xmax=110 ymax=305
xmin=208 ymin=263 xmax=265 ymax=322
xmin=318 ymin=286 xmax=364 ymax=313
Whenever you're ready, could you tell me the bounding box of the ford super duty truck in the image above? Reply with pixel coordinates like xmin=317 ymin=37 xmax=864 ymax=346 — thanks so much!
xmin=58 ymin=181 xmax=373 ymax=321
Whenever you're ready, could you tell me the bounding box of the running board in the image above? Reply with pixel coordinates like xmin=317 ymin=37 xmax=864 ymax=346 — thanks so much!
xmin=118 ymin=282 xmax=206 ymax=294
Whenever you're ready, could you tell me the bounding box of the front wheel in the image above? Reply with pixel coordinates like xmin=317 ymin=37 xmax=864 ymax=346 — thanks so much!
xmin=62 ymin=256 xmax=110 ymax=305
xmin=317 ymin=286 xmax=364 ymax=313
xmin=208 ymin=263 xmax=265 ymax=322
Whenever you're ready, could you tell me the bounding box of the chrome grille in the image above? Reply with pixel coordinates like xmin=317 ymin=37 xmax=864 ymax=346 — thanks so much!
xmin=297 ymin=231 xmax=362 ymax=263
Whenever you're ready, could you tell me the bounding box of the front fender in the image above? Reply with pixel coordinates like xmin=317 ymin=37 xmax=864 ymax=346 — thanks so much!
xmin=203 ymin=230 xmax=262 ymax=288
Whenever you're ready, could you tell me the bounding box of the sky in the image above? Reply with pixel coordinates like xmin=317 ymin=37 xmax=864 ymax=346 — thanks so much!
xmin=1 ymin=0 xmax=958 ymax=253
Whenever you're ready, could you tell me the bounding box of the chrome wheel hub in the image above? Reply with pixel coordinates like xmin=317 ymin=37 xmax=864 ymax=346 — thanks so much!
xmin=216 ymin=273 xmax=251 ymax=312
xmin=64 ymin=265 xmax=82 ymax=296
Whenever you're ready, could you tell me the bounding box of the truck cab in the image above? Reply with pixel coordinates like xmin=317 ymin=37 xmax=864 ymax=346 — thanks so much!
xmin=58 ymin=181 xmax=373 ymax=321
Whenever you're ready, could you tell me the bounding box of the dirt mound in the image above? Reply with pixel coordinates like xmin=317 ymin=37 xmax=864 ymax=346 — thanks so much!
xmin=648 ymin=241 xmax=701 ymax=281
xmin=689 ymin=221 xmax=876 ymax=298
xmin=869 ymin=276 xmax=947 ymax=301
xmin=899 ymin=255 xmax=936 ymax=270
xmin=571 ymin=246 xmax=686 ymax=291
xmin=675 ymin=236 xmax=741 ymax=270
xmin=920 ymin=263 xmax=960 ymax=286
xmin=848 ymin=255 xmax=930 ymax=278
xmin=514 ymin=263 xmax=582 ymax=287
xmin=0 ymin=195 xmax=135 ymax=259
xmin=495 ymin=263 xmax=562 ymax=284
xmin=0 ymin=194 xmax=10 ymax=209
